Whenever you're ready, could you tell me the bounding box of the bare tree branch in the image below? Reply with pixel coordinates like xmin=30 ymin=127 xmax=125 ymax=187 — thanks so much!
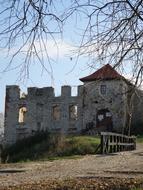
xmin=1 ymin=0 xmax=143 ymax=86
xmin=66 ymin=0 xmax=143 ymax=86
xmin=0 ymin=0 xmax=65 ymax=79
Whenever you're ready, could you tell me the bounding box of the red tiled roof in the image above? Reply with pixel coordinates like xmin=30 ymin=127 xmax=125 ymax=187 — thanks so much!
xmin=80 ymin=64 xmax=123 ymax=82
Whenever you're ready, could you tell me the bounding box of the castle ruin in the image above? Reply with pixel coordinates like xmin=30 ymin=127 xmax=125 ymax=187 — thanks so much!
xmin=4 ymin=64 xmax=143 ymax=145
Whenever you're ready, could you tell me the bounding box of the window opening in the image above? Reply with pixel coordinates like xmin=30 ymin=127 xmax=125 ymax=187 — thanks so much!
xmin=18 ymin=107 xmax=27 ymax=123
xmin=100 ymin=85 xmax=106 ymax=95
xmin=53 ymin=105 xmax=60 ymax=120
xmin=71 ymin=86 xmax=77 ymax=96
xmin=69 ymin=105 xmax=78 ymax=120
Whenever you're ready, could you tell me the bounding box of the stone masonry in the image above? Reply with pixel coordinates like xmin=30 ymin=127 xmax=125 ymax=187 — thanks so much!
xmin=3 ymin=64 xmax=143 ymax=145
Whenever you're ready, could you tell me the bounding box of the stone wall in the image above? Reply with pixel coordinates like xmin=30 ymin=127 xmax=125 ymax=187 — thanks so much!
xmin=3 ymin=79 xmax=143 ymax=145
xmin=81 ymin=79 xmax=128 ymax=133
xmin=4 ymin=86 xmax=20 ymax=145
xmin=4 ymin=85 xmax=83 ymax=145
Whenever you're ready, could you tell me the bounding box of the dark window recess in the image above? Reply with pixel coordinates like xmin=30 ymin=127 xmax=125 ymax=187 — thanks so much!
xmin=100 ymin=85 xmax=106 ymax=95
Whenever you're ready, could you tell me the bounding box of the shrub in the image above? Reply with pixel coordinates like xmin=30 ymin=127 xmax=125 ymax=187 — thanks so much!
xmin=1 ymin=131 xmax=50 ymax=162
xmin=1 ymin=133 xmax=100 ymax=163
xmin=131 ymin=122 xmax=143 ymax=135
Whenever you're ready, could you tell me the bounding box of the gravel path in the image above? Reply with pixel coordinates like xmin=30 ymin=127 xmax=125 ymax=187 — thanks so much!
xmin=0 ymin=143 xmax=143 ymax=187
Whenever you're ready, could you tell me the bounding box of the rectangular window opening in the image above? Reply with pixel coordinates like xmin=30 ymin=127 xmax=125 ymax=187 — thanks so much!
xmin=18 ymin=107 xmax=27 ymax=123
xmin=69 ymin=105 xmax=78 ymax=120
xmin=53 ymin=105 xmax=60 ymax=120
xmin=100 ymin=85 xmax=106 ymax=95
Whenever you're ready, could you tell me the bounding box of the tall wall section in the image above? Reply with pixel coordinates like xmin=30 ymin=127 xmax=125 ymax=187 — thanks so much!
xmin=4 ymin=85 xmax=84 ymax=145
xmin=4 ymin=86 xmax=21 ymax=145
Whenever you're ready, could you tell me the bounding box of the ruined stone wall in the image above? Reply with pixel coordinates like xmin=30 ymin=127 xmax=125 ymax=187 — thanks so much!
xmin=4 ymin=86 xmax=21 ymax=145
xmin=4 ymin=79 xmax=142 ymax=145
xmin=4 ymin=85 xmax=83 ymax=145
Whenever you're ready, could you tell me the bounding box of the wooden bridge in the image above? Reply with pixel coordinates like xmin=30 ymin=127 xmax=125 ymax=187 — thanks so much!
xmin=100 ymin=132 xmax=136 ymax=154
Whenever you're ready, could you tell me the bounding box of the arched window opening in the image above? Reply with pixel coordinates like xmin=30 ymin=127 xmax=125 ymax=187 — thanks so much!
xmin=53 ymin=105 xmax=60 ymax=120
xmin=18 ymin=107 xmax=27 ymax=123
xmin=69 ymin=105 xmax=78 ymax=120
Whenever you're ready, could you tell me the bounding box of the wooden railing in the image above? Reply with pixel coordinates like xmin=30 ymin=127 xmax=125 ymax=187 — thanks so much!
xmin=100 ymin=132 xmax=136 ymax=154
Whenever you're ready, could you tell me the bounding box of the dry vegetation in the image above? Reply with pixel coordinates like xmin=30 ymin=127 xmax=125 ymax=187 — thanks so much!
xmin=0 ymin=177 xmax=143 ymax=190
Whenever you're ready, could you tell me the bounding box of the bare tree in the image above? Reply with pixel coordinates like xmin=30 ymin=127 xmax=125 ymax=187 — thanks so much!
xmin=0 ymin=0 xmax=66 ymax=79
xmin=65 ymin=0 xmax=143 ymax=86
xmin=1 ymin=0 xmax=143 ymax=85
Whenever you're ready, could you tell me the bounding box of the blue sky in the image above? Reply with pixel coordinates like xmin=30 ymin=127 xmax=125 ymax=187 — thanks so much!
xmin=0 ymin=1 xmax=135 ymax=113
xmin=0 ymin=39 xmax=92 ymax=112
xmin=0 ymin=1 xmax=105 ymax=113
xmin=0 ymin=2 xmax=85 ymax=112
xmin=0 ymin=38 xmax=133 ymax=113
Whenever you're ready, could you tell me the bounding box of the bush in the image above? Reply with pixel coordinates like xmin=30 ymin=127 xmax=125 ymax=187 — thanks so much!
xmin=1 ymin=133 xmax=100 ymax=163
xmin=131 ymin=122 xmax=143 ymax=135
xmin=1 ymin=131 xmax=50 ymax=162
xmin=48 ymin=135 xmax=100 ymax=157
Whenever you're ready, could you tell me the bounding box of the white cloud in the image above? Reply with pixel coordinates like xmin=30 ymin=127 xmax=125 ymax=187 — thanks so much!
xmin=0 ymin=39 xmax=76 ymax=60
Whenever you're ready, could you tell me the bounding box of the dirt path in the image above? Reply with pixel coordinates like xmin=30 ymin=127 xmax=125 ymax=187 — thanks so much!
xmin=0 ymin=143 xmax=143 ymax=187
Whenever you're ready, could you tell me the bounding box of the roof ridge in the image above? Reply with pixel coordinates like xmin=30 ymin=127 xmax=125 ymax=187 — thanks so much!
xmin=80 ymin=64 xmax=123 ymax=82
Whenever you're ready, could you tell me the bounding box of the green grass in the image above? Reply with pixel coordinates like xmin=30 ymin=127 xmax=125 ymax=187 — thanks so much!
xmin=1 ymin=133 xmax=100 ymax=163
xmin=137 ymin=135 xmax=143 ymax=143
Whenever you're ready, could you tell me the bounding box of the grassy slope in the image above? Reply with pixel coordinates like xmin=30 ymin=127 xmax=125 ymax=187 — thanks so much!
xmin=2 ymin=133 xmax=143 ymax=163
xmin=2 ymin=134 xmax=100 ymax=163
xmin=137 ymin=135 xmax=143 ymax=143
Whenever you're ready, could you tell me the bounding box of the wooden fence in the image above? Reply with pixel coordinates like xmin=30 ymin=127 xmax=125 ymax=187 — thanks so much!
xmin=100 ymin=132 xmax=136 ymax=154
